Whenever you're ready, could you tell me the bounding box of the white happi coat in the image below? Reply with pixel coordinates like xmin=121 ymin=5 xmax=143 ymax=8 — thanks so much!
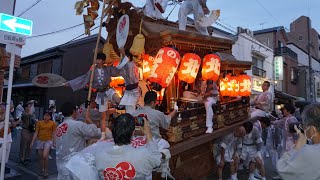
xmin=178 ymin=0 xmax=209 ymax=35
xmin=66 ymin=137 xmax=162 ymax=180
xmin=277 ymin=144 xmax=320 ymax=180
xmin=213 ymin=133 xmax=242 ymax=164
xmin=56 ymin=117 xmax=101 ymax=180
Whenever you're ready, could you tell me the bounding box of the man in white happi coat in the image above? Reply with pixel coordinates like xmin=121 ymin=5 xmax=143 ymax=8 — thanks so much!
xmin=203 ymin=80 xmax=219 ymax=134
xmin=213 ymin=126 xmax=246 ymax=180
xmin=133 ymin=90 xmax=177 ymax=179
xmin=250 ymin=81 xmax=272 ymax=118
xmin=277 ymin=103 xmax=320 ymax=180
xmin=117 ymin=48 xmax=141 ymax=114
xmin=66 ymin=113 xmax=162 ymax=180
xmin=56 ymin=102 xmax=101 ymax=180
xmin=64 ymin=52 xmax=121 ymax=140
xmin=179 ymin=0 xmax=220 ymax=35
xmin=241 ymin=122 xmax=266 ymax=180
xmin=144 ymin=0 xmax=169 ymax=19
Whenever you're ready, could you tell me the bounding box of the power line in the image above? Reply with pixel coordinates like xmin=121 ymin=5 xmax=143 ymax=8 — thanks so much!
xmin=27 ymin=23 xmax=84 ymax=39
xmin=17 ymin=0 xmax=43 ymax=17
xmin=66 ymin=26 xmax=100 ymax=43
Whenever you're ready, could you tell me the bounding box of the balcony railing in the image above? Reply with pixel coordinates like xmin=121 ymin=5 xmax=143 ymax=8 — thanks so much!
xmin=252 ymin=66 xmax=266 ymax=78
xmin=274 ymin=47 xmax=298 ymax=60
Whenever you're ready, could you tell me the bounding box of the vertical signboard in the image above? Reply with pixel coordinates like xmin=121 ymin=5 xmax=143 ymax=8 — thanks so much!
xmin=274 ymin=56 xmax=284 ymax=81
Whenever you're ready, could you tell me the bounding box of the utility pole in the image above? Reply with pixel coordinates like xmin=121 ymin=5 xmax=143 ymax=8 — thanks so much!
xmin=307 ymin=17 xmax=314 ymax=102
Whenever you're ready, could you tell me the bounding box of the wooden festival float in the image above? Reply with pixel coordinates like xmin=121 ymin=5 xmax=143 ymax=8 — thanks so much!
xmin=76 ymin=1 xmax=254 ymax=179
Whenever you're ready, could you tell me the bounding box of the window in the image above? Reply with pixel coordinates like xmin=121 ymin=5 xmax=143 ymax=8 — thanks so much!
xmin=38 ymin=61 xmax=52 ymax=74
xmin=21 ymin=66 xmax=30 ymax=80
xmin=252 ymin=55 xmax=264 ymax=69
xmin=291 ymin=67 xmax=299 ymax=84
xmin=278 ymin=41 xmax=284 ymax=48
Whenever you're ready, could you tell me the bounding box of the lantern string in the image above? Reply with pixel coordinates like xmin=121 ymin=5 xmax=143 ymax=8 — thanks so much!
xmin=139 ymin=19 xmax=143 ymax=34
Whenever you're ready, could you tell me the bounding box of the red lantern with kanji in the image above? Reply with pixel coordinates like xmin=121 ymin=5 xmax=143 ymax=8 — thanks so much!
xmin=148 ymin=47 xmax=181 ymax=89
xmin=220 ymin=75 xmax=230 ymax=96
xmin=238 ymin=74 xmax=252 ymax=96
xmin=109 ymin=61 xmax=125 ymax=88
xmin=202 ymin=53 xmax=221 ymax=81
xmin=178 ymin=53 xmax=201 ymax=84
xmin=142 ymin=54 xmax=154 ymax=80
xmin=228 ymin=76 xmax=240 ymax=97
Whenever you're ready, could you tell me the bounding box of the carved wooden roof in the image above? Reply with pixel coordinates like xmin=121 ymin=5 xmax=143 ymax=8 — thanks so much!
xmin=105 ymin=3 xmax=251 ymax=70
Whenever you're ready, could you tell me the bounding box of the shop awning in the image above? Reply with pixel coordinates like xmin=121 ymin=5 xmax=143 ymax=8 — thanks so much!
xmin=275 ymin=90 xmax=297 ymax=104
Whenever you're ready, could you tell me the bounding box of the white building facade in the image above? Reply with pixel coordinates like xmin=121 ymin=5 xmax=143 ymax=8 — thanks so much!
xmin=232 ymin=28 xmax=275 ymax=96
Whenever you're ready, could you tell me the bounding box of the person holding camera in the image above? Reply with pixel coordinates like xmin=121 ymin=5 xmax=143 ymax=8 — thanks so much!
xmin=272 ymin=103 xmax=298 ymax=153
xmin=65 ymin=113 xmax=162 ymax=180
xmin=56 ymin=102 xmax=101 ymax=180
xmin=132 ymin=90 xmax=177 ymax=179
xmin=277 ymin=103 xmax=320 ymax=180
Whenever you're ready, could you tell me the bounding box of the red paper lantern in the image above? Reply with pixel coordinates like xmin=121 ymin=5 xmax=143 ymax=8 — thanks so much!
xmin=228 ymin=76 xmax=240 ymax=97
xmin=148 ymin=47 xmax=181 ymax=88
xmin=238 ymin=74 xmax=252 ymax=96
xmin=142 ymin=54 xmax=154 ymax=80
xmin=202 ymin=53 xmax=221 ymax=81
xmin=109 ymin=61 xmax=125 ymax=88
xmin=178 ymin=53 xmax=201 ymax=84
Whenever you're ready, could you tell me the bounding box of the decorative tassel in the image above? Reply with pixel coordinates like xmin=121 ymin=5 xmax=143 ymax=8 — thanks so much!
xmin=130 ymin=20 xmax=145 ymax=57
xmin=103 ymin=42 xmax=120 ymax=63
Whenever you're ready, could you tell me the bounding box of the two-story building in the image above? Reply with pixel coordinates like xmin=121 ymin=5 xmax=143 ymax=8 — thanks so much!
xmin=3 ymin=35 xmax=105 ymax=116
xmin=232 ymin=27 xmax=274 ymax=96
xmin=286 ymin=16 xmax=320 ymax=102
xmin=254 ymin=26 xmax=299 ymax=106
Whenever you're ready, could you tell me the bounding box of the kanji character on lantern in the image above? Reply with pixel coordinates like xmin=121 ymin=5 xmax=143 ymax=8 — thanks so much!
xmin=220 ymin=75 xmax=230 ymax=97
xmin=202 ymin=53 xmax=221 ymax=81
xmin=228 ymin=76 xmax=239 ymax=97
xmin=238 ymin=74 xmax=252 ymax=96
xmin=149 ymin=47 xmax=181 ymax=90
xmin=142 ymin=54 xmax=154 ymax=80
xmin=178 ymin=53 xmax=201 ymax=84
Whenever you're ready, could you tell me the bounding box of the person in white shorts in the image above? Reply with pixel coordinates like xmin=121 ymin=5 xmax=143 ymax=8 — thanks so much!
xmin=213 ymin=126 xmax=246 ymax=180
xmin=241 ymin=122 xmax=266 ymax=180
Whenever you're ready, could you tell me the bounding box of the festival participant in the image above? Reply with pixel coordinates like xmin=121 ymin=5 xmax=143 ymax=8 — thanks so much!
xmin=178 ymin=0 xmax=210 ymax=35
xmin=63 ymin=52 xmax=121 ymax=140
xmin=144 ymin=0 xmax=169 ymax=19
xmin=19 ymin=103 xmax=36 ymax=166
xmin=116 ymin=48 xmax=141 ymax=114
xmin=250 ymin=81 xmax=273 ymax=118
xmin=56 ymin=102 xmax=100 ymax=180
xmin=213 ymin=126 xmax=246 ymax=180
xmin=203 ymin=80 xmax=219 ymax=134
xmin=0 ymin=104 xmax=17 ymax=174
xmin=241 ymin=122 xmax=266 ymax=180
xmin=15 ymin=101 xmax=24 ymax=120
xmin=133 ymin=90 xmax=177 ymax=179
xmin=30 ymin=111 xmax=56 ymax=178
xmin=66 ymin=113 xmax=162 ymax=180
xmin=277 ymin=103 xmax=320 ymax=180
xmin=272 ymin=103 xmax=298 ymax=153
